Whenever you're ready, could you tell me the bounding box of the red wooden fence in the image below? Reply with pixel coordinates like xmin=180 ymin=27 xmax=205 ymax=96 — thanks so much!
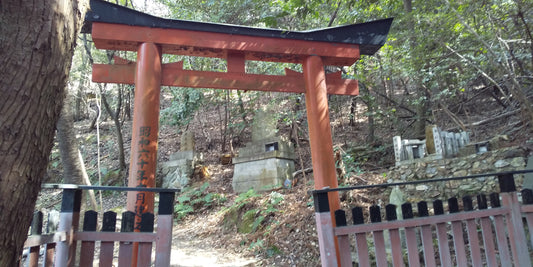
xmin=313 ymin=171 xmax=533 ymax=267
xmin=22 ymin=185 xmax=178 ymax=267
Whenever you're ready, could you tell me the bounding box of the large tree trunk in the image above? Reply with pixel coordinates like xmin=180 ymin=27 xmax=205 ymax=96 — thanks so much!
xmin=0 ymin=1 xmax=87 ymax=265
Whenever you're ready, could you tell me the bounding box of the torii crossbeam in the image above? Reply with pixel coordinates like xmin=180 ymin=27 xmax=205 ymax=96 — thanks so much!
xmin=83 ymin=0 xmax=391 ymax=264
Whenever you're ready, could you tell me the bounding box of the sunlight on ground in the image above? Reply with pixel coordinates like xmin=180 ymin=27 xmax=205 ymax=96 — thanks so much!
xmin=170 ymin=248 xmax=257 ymax=267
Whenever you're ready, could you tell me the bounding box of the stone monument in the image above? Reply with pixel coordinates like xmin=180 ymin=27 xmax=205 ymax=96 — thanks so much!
xmin=232 ymin=106 xmax=295 ymax=192
xmin=160 ymin=131 xmax=197 ymax=189
xmin=393 ymin=125 xmax=470 ymax=166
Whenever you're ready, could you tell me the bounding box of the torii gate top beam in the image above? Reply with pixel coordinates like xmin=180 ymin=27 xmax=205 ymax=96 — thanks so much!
xmin=82 ymin=0 xmax=392 ymax=66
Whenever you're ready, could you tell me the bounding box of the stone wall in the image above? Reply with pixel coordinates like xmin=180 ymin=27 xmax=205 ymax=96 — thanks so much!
xmin=386 ymin=146 xmax=528 ymax=202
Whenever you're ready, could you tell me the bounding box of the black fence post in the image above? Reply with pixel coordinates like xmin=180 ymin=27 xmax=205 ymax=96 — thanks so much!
xmin=100 ymin=211 xmax=117 ymax=266
xmin=29 ymin=211 xmax=43 ymax=266
xmin=522 ymin=189 xmax=533 ymax=204
xmin=417 ymin=201 xmax=437 ymax=266
xmin=118 ymin=211 xmax=135 ymax=267
xmin=155 ymin=191 xmax=175 ymax=266
xmin=433 ymin=199 xmax=452 ymax=266
xmin=79 ymin=210 xmax=97 ymax=267
xmin=312 ymin=190 xmax=337 ymax=267
xmin=55 ymin=188 xmax=81 ymax=267
xmin=44 ymin=210 xmax=59 ymax=266
xmin=369 ymin=205 xmax=388 ymax=267
xmin=138 ymin=212 xmax=155 ymax=266
xmin=498 ymin=173 xmax=516 ymax=193
xmin=498 ymin=173 xmax=531 ymax=266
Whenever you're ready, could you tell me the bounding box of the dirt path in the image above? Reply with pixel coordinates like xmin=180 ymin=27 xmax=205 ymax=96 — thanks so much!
xmin=170 ymin=228 xmax=258 ymax=267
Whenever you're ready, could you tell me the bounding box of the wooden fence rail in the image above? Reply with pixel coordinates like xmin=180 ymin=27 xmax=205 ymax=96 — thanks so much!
xmin=312 ymin=171 xmax=533 ymax=267
xmin=22 ymin=185 xmax=178 ymax=267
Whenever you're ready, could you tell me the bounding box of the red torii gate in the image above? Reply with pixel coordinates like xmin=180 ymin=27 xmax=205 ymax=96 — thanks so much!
xmin=84 ymin=0 xmax=391 ymax=264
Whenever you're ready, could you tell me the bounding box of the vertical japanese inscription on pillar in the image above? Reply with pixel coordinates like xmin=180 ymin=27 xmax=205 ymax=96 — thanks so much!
xmin=135 ymin=126 xmax=152 ymax=230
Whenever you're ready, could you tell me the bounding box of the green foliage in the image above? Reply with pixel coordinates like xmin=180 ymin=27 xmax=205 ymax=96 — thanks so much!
xmin=266 ymin=245 xmax=282 ymax=257
xmin=248 ymin=238 xmax=281 ymax=257
xmin=160 ymin=87 xmax=204 ymax=128
xmin=251 ymin=191 xmax=284 ymax=232
xmin=244 ymin=192 xmax=284 ymax=256
xmin=174 ymin=182 xmax=226 ymax=220
xmin=223 ymin=189 xmax=285 ymax=237
xmin=273 ymin=94 xmax=305 ymax=126
xmin=248 ymin=239 xmax=265 ymax=253
xmin=334 ymin=148 xmax=364 ymax=179
xmin=48 ymin=149 xmax=62 ymax=170
xmin=229 ymin=188 xmax=261 ymax=210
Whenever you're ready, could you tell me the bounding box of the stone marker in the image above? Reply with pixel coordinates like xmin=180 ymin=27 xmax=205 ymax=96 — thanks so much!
xmin=425 ymin=125 xmax=436 ymax=154
xmin=251 ymin=106 xmax=278 ymax=142
xmin=389 ymin=186 xmax=405 ymax=220
xmin=161 ymin=131 xmax=196 ymax=189
xmin=393 ymin=136 xmax=403 ymax=163
xmin=432 ymin=127 xmax=444 ymax=157
xmin=232 ymin=106 xmax=295 ymax=193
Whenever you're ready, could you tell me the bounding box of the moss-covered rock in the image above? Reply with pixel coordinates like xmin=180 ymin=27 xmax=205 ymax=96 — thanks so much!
xmin=238 ymin=209 xmax=258 ymax=234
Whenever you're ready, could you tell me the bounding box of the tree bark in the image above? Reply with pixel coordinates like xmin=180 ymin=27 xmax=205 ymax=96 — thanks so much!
xmin=57 ymin=93 xmax=98 ymax=209
xmin=57 ymin=94 xmax=84 ymax=185
xmin=0 ymin=1 xmax=87 ymax=265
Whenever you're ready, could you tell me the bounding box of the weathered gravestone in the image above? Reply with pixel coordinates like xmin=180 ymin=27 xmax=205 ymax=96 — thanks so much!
xmin=394 ymin=125 xmax=470 ymax=166
xmin=160 ymin=131 xmax=197 ymax=189
xmin=232 ymin=106 xmax=295 ymax=192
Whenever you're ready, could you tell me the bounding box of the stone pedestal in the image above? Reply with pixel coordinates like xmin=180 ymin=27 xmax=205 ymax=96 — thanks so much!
xmin=232 ymin=137 xmax=295 ymax=193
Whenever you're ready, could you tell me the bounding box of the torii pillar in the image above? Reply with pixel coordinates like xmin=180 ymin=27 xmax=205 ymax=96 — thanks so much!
xmin=126 ymin=43 xmax=162 ymax=228
xmin=303 ymin=56 xmax=342 ymax=263
xmin=304 ymin=55 xmax=340 ymax=218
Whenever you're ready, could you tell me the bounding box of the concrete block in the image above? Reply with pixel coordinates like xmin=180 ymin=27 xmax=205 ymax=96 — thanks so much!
xmin=169 ymin=150 xmax=195 ymax=161
xmin=232 ymin=158 xmax=295 ymax=193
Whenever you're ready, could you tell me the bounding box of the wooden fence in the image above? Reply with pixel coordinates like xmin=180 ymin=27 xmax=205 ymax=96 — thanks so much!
xmin=312 ymin=171 xmax=533 ymax=267
xmin=22 ymin=184 xmax=179 ymax=267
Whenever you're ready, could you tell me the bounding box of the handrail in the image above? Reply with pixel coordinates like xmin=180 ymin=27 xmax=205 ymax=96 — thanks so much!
xmin=41 ymin=183 xmax=180 ymax=193
xmin=311 ymin=169 xmax=533 ymax=194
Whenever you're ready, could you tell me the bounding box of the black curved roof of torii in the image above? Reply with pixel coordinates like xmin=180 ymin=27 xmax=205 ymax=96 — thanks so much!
xmin=82 ymin=0 xmax=393 ymax=56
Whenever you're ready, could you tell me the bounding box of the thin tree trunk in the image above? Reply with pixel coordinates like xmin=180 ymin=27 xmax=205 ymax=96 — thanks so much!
xmin=82 ymin=34 xmax=127 ymax=172
xmin=222 ymin=91 xmax=230 ymax=152
xmin=360 ymin=83 xmax=375 ymax=143
xmin=236 ymin=90 xmax=247 ymax=124
xmin=75 ymin=46 xmax=89 ymax=121
xmin=57 ymin=93 xmax=98 ymax=210
xmin=123 ymin=85 xmax=132 ymax=121
xmin=100 ymin=89 xmax=127 ymax=171
xmin=0 ymin=1 xmax=88 ymax=265
xmin=349 ymin=97 xmax=357 ymax=127
xmin=403 ymin=0 xmax=428 ymax=137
